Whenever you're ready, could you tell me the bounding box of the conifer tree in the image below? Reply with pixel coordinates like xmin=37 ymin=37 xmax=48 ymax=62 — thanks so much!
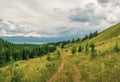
xmin=90 ymin=43 xmax=96 ymax=58
xmin=71 ymin=47 xmax=76 ymax=55
xmin=78 ymin=45 xmax=82 ymax=52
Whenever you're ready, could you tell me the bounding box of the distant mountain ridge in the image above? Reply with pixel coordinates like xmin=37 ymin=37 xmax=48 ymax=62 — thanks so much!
xmin=0 ymin=36 xmax=74 ymax=44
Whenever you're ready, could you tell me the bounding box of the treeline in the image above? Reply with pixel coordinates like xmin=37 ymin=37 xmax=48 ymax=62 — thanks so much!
xmin=0 ymin=38 xmax=56 ymax=67
xmin=70 ymin=31 xmax=98 ymax=43
xmin=51 ymin=31 xmax=98 ymax=49
xmin=82 ymin=31 xmax=98 ymax=41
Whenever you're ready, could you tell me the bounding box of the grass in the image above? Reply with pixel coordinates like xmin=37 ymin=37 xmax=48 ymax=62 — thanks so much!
xmin=92 ymin=23 xmax=120 ymax=42
xmin=53 ymin=53 xmax=75 ymax=82
xmin=0 ymin=52 xmax=62 ymax=82
xmin=72 ymin=51 xmax=120 ymax=82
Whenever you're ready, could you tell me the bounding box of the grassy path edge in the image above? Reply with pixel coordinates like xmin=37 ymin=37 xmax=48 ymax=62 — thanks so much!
xmin=47 ymin=63 xmax=64 ymax=82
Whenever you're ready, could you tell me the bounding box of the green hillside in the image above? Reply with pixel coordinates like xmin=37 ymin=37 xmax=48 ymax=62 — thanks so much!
xmin=0 ymin=23 xmax=120 ymax=82
xmin=0 ymin=38 xmax=57 ymax=67
xmin=92 ymin=23 xmax=120 ymax=42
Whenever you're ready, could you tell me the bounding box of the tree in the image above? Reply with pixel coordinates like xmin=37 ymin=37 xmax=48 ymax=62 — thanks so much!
xmin=90 ymin=43 xmax=96 ymax=58
xmin=22 ymin=49 xmax=29 ymax=60
xmin=78 ymin=45 xmax=82 ymax=52
xmin=29 ymin=51 xmax=35 ymax=58
xmin=72 ymin=38 xmax=75 ymax=43
xmin=0 ymin=38 xmax=58 ymax=67
xmin=56 ymin=51 xmax=61 ymax=57
xmin=5 ymin=49 xmax=11 ymax=62
xmin=67 ymin=40 xmax=70 ymax=44
xmin=71 ymin=47 xmax=76 ymax=55
xmin=94 ymin=31 xmax=98 ymax=36
xmin=83 ymin=35 xmax=88 ymax=41
xmin=0 ymin=49 xmax=5 ymax=67
xmin=48 ymin=45 xmax=56 ymax=52
xmin=90 ymin=43 xmax=95 ymax=51
xmin=13 ymin=52 xmax=18 ymax=61
xmin=89 ymin=32 xmax=93 ymax=39
xmin=76 ymin=38 xmax=80 ymax=42
xmin=60 ymin=43 xmax=64 ymax=48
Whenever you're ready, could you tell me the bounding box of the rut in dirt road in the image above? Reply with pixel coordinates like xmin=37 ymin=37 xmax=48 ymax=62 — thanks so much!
xmin=47 ymin=63 xmax=64 ymax=82
xmin=74 ymin=64 xmax=81 ymax=82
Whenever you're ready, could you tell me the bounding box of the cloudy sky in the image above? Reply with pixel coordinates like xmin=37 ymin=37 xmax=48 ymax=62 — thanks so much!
xmin=0 ymin=0 xmax=120 ymax=38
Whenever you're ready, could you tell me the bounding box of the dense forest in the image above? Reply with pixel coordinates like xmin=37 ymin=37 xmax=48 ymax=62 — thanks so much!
xmin=0 ymin=38 xmax=57 ymax=67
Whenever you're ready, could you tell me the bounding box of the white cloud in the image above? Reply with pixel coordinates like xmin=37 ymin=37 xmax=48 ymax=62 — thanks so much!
xmin=0 ymin=0 xmax=120 ymax=38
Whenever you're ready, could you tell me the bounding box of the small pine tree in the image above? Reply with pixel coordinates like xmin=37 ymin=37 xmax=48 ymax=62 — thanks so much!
xmin=90 ymin=43 xmax=95 ymax=51
xmin=78 ymin=45 xmax=82 ymax=52
xmin=90 ymin=43 xmax=96 ymax=58
xmin=71 ymin=47 xmax=76 ymax=55
xmin=94 ymin=31 xmax=98 ymax=36
xmin=89 ymin=32 xmax=93 ymax=39
xmin=56 ymin=51 xmax=61 ymax=58
xmin=83 ymin=35 xmax=88 ymax=41
xmin=72 ymin=38 xmax=75 ymax=43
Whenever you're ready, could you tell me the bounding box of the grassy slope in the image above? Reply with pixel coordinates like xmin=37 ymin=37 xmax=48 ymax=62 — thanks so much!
xmin=60 ymin=22 xmax=120 ymax=82
xmin=74 ymin=23 xmax=120 ymax=82
xmin=0 ymin=52 xmax=61 ymax=82
xmin=0 ymin=23 xmax=120 ymax=82
xmin=92 ymin=23 xmax=120 ymax=42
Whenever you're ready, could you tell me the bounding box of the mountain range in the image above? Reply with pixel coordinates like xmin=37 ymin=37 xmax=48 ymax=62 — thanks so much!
xmin=0 ymin=36 xmax=74 ymax=44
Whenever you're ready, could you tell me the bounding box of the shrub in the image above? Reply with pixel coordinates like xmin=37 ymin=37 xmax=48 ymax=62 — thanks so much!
xmin=71 ymin=47 xmax=77 ymax=55
xmin=56 ymin=51 xmax=61 ymax=58
xmin=90 ymin=43 xmax=97 ymax=58
xmin=90 ymin=43 xmax=95 ymax=51
xmin=90 ymin=51 xmax=97 ymax=58
xmin=8 ymin=63 xmax=24 ymax=82
xmin=85 ymin=43 xmax=89 ymax=52
xmin=78 ymin=45 xmax=82 ymax=52
xmin=46 ymin=53 xmax=51 ymax=60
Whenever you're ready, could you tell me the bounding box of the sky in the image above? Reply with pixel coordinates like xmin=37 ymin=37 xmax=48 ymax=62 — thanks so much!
xmin=0 ymin=0 xmax=120 ymax=38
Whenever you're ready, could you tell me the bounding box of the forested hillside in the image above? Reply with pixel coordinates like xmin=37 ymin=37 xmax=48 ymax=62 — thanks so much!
xmin=0 ymin=38 xmax=57 ymax=67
